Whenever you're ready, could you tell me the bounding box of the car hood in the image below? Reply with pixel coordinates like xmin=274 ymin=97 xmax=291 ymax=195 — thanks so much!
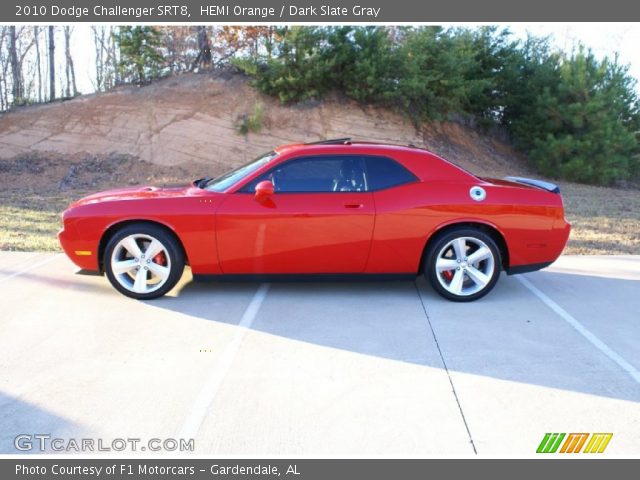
xmin=71 ymin=185 xmax=192 ymax=207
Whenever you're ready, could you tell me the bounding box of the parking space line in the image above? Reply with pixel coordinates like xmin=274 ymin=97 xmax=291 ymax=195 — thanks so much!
xmin=0 ymin=254 xmax=60 ymax=283
xmin=517 ymin=275 xmax=640 ymax=385
xmin=178 ymin=283 xmax=271 ymax=440
xmin=414 ymin=283 xmax=478 ymax=454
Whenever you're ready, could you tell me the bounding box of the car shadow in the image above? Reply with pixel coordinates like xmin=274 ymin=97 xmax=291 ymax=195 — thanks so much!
xmin=146 ymin=269 xmax=640 ymax=404
xmin=0 ymin=269 xmax=113 ymax=295
xmin=0 ymin=392 xmax=82 ymax=454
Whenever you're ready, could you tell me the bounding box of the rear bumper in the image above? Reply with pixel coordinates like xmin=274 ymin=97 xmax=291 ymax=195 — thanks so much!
xmin=507 ymin=217 xmax=571 ymax=273
xmin=506 ymin=261 xmax=553 ymax=275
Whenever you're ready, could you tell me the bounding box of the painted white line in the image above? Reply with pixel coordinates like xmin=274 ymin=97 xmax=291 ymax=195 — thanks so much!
xmin=517 ymin=275 xmax=640 ymax=385
xmin=0 ymin=254 xmax=60 ymax=283
xmin=178 ymin=283 xmax=271 ymax=440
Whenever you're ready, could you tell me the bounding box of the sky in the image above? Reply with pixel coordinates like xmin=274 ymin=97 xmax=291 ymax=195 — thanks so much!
xmin=67 ymin=23 xmax=640 ymax=95
xmin=509 ymin=23 xmax=640 ymax=86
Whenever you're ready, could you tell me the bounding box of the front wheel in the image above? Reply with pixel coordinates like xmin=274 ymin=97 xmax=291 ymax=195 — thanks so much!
xmin=424 ymin=228 xmax=502 ymax=302
xmin=104 ymin=224 xmax=184 ymax=300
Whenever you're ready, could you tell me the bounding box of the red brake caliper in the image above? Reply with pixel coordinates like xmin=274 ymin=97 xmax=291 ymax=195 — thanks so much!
xmin=153 ymin=251 xmax=167 ymax=266
xmin=442 ymin=270 xmax=454 ymax=281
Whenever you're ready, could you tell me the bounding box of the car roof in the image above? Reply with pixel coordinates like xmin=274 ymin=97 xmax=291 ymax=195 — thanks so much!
xmin=274 ymin=139 xmax=429 ymax=156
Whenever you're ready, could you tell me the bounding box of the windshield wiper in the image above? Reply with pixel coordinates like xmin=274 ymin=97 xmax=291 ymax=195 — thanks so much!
xmin=194 ymin=177 xmax=213 ymax=189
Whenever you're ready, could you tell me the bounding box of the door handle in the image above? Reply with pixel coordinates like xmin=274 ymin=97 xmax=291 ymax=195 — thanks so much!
xmin=344 ymin=203 xmax=364 ymax=209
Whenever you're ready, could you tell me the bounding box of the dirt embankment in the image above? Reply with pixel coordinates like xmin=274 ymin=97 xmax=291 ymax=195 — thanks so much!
xmin=0 ymin=72 xmax=529 ymax=191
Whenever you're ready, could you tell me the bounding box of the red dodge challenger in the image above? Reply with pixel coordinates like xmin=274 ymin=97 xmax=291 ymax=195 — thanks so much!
xmin=58 ymin=139 xmax=571 ymax=301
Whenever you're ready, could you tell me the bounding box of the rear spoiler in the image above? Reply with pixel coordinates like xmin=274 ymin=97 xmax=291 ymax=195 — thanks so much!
xmin=504 ymin=176 xmax=560 ymax=194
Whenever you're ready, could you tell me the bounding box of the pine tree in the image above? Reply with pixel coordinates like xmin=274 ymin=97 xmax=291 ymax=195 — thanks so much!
xmin=327 ymin=26 xmax=397 ymax=105
xmin=503 ymin=46 xmax=640 ymax=184
xmin=113 ymin=26 xmax=164 ymax=85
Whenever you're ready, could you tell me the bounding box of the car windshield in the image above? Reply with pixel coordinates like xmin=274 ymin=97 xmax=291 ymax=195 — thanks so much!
xmin=204 ymin=151 xmax=278 ymax=192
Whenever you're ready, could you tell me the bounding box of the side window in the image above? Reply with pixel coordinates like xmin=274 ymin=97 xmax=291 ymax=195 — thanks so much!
xmin=242 ymin=156 xmax=367 ymax=193
xmin=364 ymin=156 xmax=418 ymax=191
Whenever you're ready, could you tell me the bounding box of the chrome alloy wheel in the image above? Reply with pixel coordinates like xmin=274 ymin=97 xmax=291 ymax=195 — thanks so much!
xmin=435 ymin=236 xmax=495 ymax=297
xmin=110 ymin=234 xmax=171 ymax=295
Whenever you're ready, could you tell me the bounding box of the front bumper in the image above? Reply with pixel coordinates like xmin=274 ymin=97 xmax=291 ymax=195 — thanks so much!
xmin=58 ymin=222 xmax=99 ymax=272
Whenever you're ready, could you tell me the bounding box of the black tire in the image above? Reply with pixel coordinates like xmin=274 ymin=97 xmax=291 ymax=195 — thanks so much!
xmin=104 ymin=223 xmax=184 ymax=300
xmin=424 ymin=227 xmax=502 ymax=302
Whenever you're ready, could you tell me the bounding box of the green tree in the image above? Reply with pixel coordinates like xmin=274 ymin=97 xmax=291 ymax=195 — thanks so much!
xmin=503 ymin=45 xmax=640 ymax=184
xmin=235 ymin=26 xmax=397 ymax=104
xmin=235 ymin=26 xmax=331 ymax=102
xmin=325 ymin=26 xmax=398 ymax=104
xmin=497 ymin=34 xmax=563 ymax=149
xmin=114 ymin=26 xmax=164 ymax=85
xmin=394 ymin=27 xmax=460 ymax=121
xmin=393 ymin=27 xmax=507 ymax=123
xmin=457 ymin=26 xmax=515 ymax=123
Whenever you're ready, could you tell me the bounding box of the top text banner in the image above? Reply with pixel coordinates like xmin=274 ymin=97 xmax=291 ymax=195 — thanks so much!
xmin=4 ymin=0 xmax=640 ymax=22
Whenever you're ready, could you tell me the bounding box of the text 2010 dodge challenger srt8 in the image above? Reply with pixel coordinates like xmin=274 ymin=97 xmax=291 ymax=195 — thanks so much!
xmin=58 ymin=139 xmax=570 ymax=301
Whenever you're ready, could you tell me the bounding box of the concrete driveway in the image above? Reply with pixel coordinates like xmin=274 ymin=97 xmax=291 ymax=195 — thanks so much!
xmin=0 ymin=252 xmax=638 ymax=456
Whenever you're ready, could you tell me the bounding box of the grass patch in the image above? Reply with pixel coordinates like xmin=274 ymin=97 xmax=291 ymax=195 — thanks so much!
xmin=560 ymin=182 xmax=640 ymax=255
xmin=236 ymin=102 xmax=265 ymax=135
xmin=0 ymin=190 xmax=81 ymax=252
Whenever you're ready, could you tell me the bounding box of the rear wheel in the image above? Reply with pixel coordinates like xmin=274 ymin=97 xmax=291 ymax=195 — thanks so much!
xmin=424 ymin=228 xmax=501 ymax=302
xmin=104 ymin=224 xmax=184 ymax=300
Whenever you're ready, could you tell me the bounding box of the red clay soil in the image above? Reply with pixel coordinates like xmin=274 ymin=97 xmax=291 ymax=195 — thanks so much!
xmin=0 ymin=72 xmax=531 ymax=192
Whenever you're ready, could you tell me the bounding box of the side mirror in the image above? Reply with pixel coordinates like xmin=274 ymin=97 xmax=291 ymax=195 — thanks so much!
xmin=254 ymin=180 xmax=275 ymax=202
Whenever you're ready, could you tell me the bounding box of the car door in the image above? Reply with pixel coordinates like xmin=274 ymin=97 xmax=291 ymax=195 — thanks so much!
xmin=362 ymin=155 xmax=425 ymax=273
xmin=216 ymin=155 xmax=375 ymax=274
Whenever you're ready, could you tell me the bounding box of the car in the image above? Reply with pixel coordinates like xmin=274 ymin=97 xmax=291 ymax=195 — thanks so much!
xmin=58 ymin=139 xmax=571 ymax=302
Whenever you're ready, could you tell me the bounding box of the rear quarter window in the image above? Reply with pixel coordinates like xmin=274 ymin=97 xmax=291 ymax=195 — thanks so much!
xmin=364 ymin=156 xmax=418 ymax=191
